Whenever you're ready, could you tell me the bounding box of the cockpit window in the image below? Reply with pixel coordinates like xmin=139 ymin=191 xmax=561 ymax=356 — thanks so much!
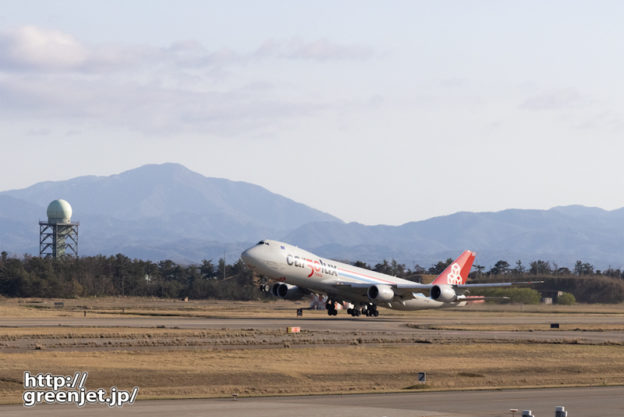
xmin=257 ymin=240 xmax=270 ymax=246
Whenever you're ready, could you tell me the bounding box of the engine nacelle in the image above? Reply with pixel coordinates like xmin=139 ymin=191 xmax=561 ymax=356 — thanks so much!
xmin=271 ymin=283 xmax=305 ymax=300
xmin=367 ymin=285 xmax=394 ymax=302
xmin=430 ymin=284 xmax=457 ymax=302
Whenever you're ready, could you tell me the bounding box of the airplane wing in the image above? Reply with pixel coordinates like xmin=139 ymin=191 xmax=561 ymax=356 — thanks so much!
xmin=336 ymin=281 xmax=542 ymax=290
xmin=334 ymin=281 xmax=430 ymax=289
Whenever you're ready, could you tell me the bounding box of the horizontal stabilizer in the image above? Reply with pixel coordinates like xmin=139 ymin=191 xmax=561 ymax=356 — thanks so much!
xmin=461 ymin=296 xmax=510 ymax=301
xmin=458 ymin=281 xmax=543 ymax=288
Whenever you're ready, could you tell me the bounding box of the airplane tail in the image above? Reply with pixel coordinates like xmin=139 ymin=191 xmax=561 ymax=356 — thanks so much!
xmin=432 ymin=250 xmax=476 ymax=286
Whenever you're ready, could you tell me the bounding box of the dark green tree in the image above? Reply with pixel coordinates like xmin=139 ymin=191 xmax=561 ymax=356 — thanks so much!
xmin=574 ymin=260 xmax=594 ymax=276
xmin=353 ymin=260 xmax=371 ymax=269
xmin=529 ymin=260 xmax=551 ymax=275
xmin=428 ymin=258 xmax=453 ymax=275
xmin=489 ymin=260 xmax=510 ymax=275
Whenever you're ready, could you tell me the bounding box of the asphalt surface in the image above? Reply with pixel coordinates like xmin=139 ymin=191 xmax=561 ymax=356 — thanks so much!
xmin=2 ymin=386 xmax=623 ymax=416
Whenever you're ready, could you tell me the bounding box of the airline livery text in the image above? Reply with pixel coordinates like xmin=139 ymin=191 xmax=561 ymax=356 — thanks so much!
xmin=286 ymin=254 xmax=338 ymax=278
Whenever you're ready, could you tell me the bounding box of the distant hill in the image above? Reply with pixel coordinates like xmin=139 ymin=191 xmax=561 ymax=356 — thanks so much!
xmin=0 ymin=195 xmax=43 ymax=255
xmin=2 ymin=163 xmax=624 ymax=269
xmin=0 ymin=163 xmax=341 ymax=262
xmin=284 ymin=206 xmax=624 ymax=268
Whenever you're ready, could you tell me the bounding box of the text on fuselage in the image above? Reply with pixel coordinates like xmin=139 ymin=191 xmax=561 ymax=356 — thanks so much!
xmin=286 ymin=254 xmax=338 ymax=278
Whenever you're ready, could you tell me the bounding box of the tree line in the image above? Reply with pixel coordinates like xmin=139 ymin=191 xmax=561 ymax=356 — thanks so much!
xmin=1 ymin=251 xmax=623 ymax=303
xmin=0 ymin=252 xmax=259 ymax=300
xmin=357 ymin=257 xmax=624 ymax=279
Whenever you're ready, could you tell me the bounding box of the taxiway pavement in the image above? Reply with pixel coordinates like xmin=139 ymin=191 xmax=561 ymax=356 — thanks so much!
xmin=2 ymin=386 xmax=623 ymax=417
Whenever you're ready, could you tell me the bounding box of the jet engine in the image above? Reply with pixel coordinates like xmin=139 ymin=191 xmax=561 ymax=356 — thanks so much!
xmin=271 ymin=283 xmax=305 ymax=300
xmin=367 ymin=285 xmax=394 ymax=302
xmin=430 ymin=284 xmax=457 ymax=302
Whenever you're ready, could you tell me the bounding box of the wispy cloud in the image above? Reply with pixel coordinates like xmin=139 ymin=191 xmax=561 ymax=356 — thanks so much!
xmin=520 ymin=88 xmax=593 ymax=111
xmin=0 ymin=26 xmax=374 ymax=73
xmin=0 ymin=26 xmax=375 ymax=135
xmin=254 ymin=38 xmax=374 ymax=61
xmin=0 ymin=75 xmax=327 ymax=135
xmin=519 ymin=88 xmax=624 ymax=133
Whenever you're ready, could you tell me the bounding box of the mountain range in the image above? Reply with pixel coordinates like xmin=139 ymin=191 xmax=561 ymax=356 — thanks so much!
xmin=1 ymin=163 xmax=623 ymax=269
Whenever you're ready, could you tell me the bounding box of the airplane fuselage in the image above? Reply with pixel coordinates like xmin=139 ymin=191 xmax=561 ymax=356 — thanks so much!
xmin=241 ymin=240 xmax=461 ymax=310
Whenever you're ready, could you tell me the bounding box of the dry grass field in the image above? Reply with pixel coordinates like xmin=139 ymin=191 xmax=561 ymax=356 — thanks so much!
xmin=3 ymin=343 xmax=624 ymax=401
xmin=1 ymin=296 xmax=624 ymax=404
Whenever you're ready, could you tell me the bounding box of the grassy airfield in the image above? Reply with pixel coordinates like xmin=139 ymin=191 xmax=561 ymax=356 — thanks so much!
xmin=1 ymin=297 xmax=624 ymax=403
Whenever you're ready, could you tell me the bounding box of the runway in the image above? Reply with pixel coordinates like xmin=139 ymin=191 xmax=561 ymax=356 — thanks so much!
xmin=3 ymin=314 xmax=624 ymax=344
xmin=2 ymin=386 xmax=622 ymax=416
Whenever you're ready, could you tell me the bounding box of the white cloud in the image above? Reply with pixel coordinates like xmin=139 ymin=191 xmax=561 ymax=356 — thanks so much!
xmin=0 ymin=26 xmax=153 ymax=72
xmin=0 ymin=26 xmax=88 ymax=71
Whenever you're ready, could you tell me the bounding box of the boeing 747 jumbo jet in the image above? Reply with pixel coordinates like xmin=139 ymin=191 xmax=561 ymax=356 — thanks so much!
xmin=241 ymin=240 xmax=539 ymax=317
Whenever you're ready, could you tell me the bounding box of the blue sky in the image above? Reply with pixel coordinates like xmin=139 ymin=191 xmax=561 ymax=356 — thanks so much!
xmin=1 ymin=1 xmax=624 ymax=225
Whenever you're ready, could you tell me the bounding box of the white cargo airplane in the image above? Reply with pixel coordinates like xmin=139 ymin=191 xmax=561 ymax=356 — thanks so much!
xmin=241 ymin=239 xmax=538 ymax=317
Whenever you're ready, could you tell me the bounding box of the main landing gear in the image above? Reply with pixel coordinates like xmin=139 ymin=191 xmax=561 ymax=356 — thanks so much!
xmin=346 ymin=307 xmax=361 ymax=317
xmin=362 ymin=303 xmax=379 ymax=317
xmin=327 ymin=301 xmax=380 ymax=317
xmin=347 ymin=303 xmax=379 ymax=317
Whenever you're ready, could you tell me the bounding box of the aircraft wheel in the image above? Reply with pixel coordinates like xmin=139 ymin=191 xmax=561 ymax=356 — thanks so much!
xmin=373 ymin=310 xmax=379 ymax=317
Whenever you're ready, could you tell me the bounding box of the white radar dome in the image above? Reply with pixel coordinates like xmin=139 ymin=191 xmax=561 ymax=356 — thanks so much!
xmin=47 ymin=199 xmax=73 ymax=224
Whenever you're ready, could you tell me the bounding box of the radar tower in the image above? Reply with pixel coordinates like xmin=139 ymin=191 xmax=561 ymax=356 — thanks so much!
xmin=39 ymin=199 xmax=79 ymax=258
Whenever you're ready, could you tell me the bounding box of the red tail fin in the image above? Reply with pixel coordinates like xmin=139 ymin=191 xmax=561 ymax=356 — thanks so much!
xmin=432 ymin=250 xmax=476 ymax=285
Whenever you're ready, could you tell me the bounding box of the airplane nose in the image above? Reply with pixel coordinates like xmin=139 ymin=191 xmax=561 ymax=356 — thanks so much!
xmin=241 ymin=247 xmax=258 ymax=268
